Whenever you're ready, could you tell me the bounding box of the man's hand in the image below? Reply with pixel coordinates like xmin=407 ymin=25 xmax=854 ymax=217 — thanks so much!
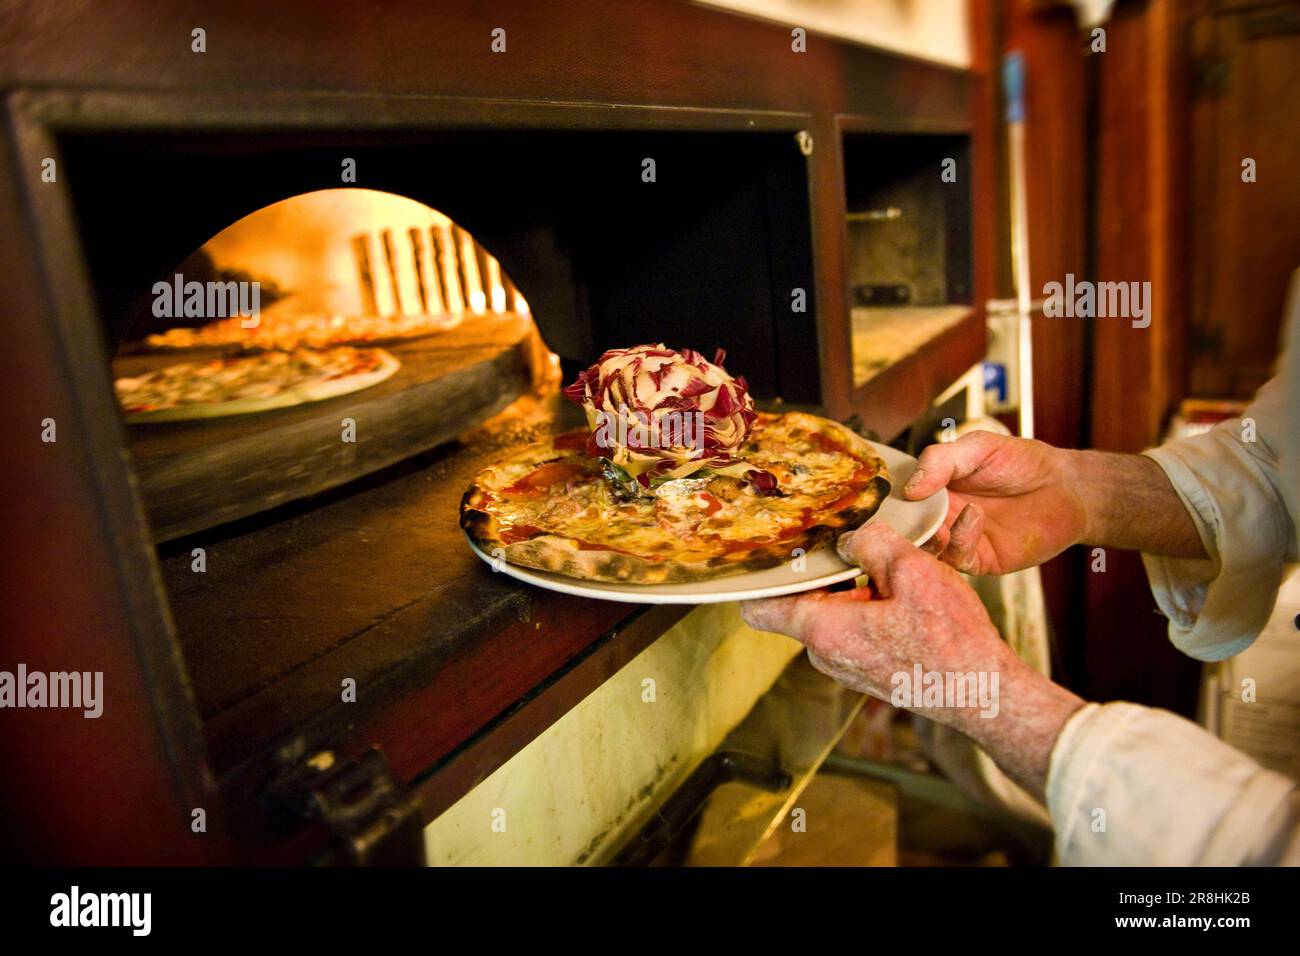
xmin=905 ymin=431 xmax=1088 ymax=575
xmin=905 ymin=431 xmax=1206 ymax=572
xmin=743 ymin=523 xmax=1012 ymax=704
xmin=741 ymin=523 xmax=1085 ymax=798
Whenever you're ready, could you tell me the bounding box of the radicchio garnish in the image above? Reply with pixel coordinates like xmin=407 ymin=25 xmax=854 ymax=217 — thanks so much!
xmin=745 ymin=468 xmax=779 ymax=496
xmin=562 ymin=343 xmax=776 ymax=495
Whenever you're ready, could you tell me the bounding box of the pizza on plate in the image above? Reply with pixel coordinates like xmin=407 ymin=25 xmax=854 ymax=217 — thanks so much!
xmin=115 ymin=346 xmax=399 ymax=423
xmin=461 ymin=345 xmax=890 ymax=584
xmin=142 ymin=311 xmax=462 ymax=352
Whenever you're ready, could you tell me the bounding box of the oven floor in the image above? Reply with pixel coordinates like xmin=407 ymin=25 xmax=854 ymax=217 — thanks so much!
xmin=153 ymin=389 xmax=664 ymax=781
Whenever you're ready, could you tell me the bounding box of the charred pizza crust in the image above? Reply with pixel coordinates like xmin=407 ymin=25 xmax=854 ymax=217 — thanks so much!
xmin=461 ymin=411 xmax=891 ymax=584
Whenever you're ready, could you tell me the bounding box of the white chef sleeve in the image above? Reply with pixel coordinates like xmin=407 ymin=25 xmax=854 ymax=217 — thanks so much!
xmin=1140 ymin=373 xmax=1296 ymax=661
xmin=1047 ymin=702 xmax=1300 ymax=865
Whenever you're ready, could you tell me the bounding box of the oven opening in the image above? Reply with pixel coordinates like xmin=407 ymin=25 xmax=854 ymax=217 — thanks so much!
xmin=111 ymin=187 xmax=558 ymax=543
xmin=129 ymin=187 xmax=535 ymax=340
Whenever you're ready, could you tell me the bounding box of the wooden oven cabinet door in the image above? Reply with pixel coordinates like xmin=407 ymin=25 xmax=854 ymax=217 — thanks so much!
xmin=0 ymin=121 xmax=224 ymax=865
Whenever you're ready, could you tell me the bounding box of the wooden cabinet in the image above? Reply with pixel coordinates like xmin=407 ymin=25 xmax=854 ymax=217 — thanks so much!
xmin=1189 ymin=0 xmax=1300 ymax=398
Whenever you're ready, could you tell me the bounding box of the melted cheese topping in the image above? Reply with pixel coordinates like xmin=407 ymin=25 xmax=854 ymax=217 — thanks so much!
xmin=479 ymin=415 xmax=880 ymax=564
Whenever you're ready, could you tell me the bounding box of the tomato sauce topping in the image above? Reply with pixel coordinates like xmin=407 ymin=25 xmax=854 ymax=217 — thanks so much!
xmin=499 ymin=523 xmax=544 ymax=544
xmin=502 ymin=459 xmax=589 ymax=496
xmin=553 ymin=431 xmax=589 ymax=451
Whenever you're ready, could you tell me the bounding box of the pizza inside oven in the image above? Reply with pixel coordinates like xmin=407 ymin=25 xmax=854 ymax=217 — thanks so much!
xmin=114 ymin=346 xmax=400 ymax=423
xmin=143 ymin=311 xmax=462 ymax=352
xmin=461 ymin=345 xmax=890 ymax=584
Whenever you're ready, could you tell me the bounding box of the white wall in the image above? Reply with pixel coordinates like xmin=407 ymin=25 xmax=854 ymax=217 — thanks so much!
xmin=697 ymin=0 xmax=970 ymax=68
xmin=424 ymin=603 xmax=801 ymax=866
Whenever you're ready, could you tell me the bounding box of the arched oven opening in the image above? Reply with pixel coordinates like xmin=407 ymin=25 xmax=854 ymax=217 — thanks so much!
xmin=111 ymin=188 xmax=556 ymax=542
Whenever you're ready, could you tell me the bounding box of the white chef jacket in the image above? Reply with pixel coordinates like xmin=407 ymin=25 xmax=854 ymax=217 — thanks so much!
xmin=1046 ymin=269 xmax=1300 ymax=865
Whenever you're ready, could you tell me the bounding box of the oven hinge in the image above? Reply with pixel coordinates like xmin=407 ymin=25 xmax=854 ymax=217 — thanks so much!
xmin=269 ymin=744 xmax=427 ymax=866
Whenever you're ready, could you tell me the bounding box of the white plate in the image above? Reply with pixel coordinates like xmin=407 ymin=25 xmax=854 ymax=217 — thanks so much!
xmin=466 ymin=440 xmax=946 ymax=605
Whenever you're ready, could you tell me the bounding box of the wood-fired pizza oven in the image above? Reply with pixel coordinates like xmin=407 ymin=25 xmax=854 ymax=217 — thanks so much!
xmin=1 ymin=0 xmax=988 ymax=865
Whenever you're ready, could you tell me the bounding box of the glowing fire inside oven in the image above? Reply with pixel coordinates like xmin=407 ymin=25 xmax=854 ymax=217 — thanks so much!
xmin=199 ymin=187 xmax=529 ymax=322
